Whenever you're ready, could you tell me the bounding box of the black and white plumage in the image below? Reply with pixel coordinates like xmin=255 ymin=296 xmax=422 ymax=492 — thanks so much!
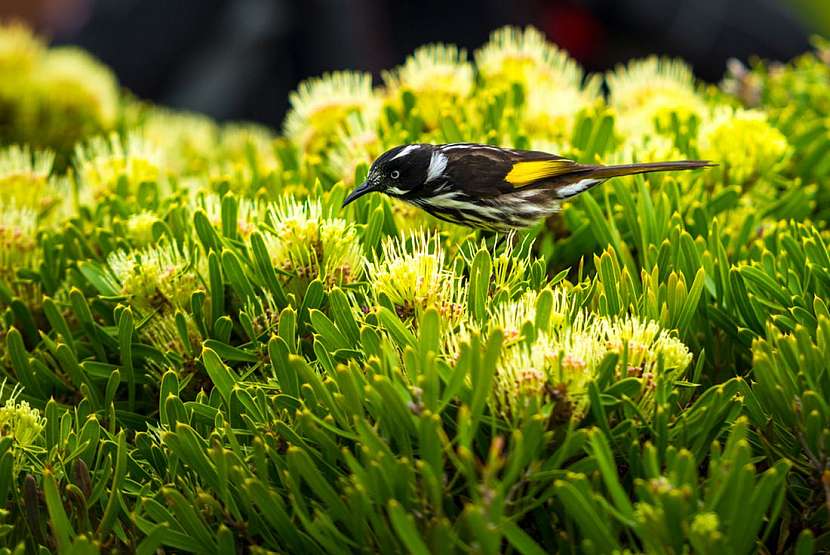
xmin=342 ymin=143 xmax=713 ymax=231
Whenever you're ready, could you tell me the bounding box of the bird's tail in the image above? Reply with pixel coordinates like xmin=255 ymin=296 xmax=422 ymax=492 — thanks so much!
xmin=544 ymin=160 xmax=714 ymax=201
xmin=585 ymin=160 xmax=715 ymax=180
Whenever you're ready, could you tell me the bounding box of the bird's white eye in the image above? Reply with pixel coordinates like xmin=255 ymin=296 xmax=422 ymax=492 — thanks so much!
xmin=390 ymin=170 xmax=400 ymax=179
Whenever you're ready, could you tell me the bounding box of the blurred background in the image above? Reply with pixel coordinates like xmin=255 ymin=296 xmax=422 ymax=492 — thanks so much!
xmin=2 ymin=0 xmax=829 ymax=128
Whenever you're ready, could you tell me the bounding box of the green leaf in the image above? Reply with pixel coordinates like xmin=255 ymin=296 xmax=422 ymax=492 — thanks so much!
xmin=202 ymin=347 xmax=237 ymax=406
xmin=388 ymin=500 xmax=430 ymax=555
xmin=43 ymin=469 xmax=74 ymax=551
xmin=468 ymin=248 xmax=492 ymax=322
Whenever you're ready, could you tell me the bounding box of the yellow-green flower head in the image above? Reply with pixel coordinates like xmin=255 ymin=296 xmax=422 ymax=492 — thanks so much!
xmin=522 ymin=81 xmax=600 ymax=141
xmin=383 ymin=43 xmax=474 ymax=129
xmin=142 ymin=108 xmax=219 ymax=175
xmin=196 ymin=192 xmax=263 ymax=239
xmin=284 ymin=71 xmax=379 ymax=154
xmin=0 ymin=388 xmax=46 ymax=473
xmin=597 ymin=315 xmax=692 ymax=375
xmin=367 ymin=231 xmax=466 ymax=323
xmin=496 ymin=319 xmax=604 ymax=421
xmin=611 ymin=133 xmax=684 ymax=165
xmin=490 ymin=290 xmax=539 ymax=345
xmin=107 ymin=242 xmax=203 ymax=313
xmin=0 ymin=397 xmax=46 ymax=449
xmin=475 ymin=26 xmax=585 ymax=92
xmin=219 ymin=123 xmax=280 ymax=179
xmin=328 ymin=113 xmax=382 ymax=186
xmin=698 ymin=107 xmax=790 ymax=182
xmin=74 ymin=132 xmax=163 ymax=199
xmin=142 ymin=312 xmax=201 ymax=357
xmin=0 ymin=145 xmax=55 ymax=209
xmin=606 ymin=57 xmax=705 ymax=136
xmin=126 ymin=210 xmax=159 ymax=246
xmin=0 ymin=21 xmax=44 ymax=76
xmin=23 ymin=47 xmax=119 ymax=151
xmin=0 ymin=202 xmax=40 ymax=281
xmin=264 ymin=198 xmax=363 ymax=287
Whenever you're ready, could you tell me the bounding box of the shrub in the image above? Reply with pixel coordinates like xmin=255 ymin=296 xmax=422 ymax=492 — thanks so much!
xmin=0 ymin=22 xmax=827 ymax=554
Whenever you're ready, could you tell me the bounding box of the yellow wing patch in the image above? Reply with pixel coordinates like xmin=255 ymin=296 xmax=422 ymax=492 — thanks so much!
xmin=504 ymin=159 xmax=577 ymax=187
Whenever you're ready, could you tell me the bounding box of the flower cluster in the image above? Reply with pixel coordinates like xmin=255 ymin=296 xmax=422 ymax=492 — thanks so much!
xmin=263 ymin=198 xmax=363 ymax=289
xmin=368 ymin=232 xmax=466 ymax=323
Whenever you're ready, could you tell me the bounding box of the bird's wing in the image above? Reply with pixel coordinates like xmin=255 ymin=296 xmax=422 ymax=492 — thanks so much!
xmin=439 ymin=144 xmax=583 ymax=197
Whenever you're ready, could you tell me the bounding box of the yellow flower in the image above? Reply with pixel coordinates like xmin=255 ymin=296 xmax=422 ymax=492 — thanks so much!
xmin=284 ymin=71 xmax=379 ymax=154
xmin=126 ymin=211 xmax=159 ymax=246
xmin=0 ymin=203 xmax=40 ymax=302
xmin=383 ymin=44 xmax=474 ymax=128
xmin=698 ymin=108 xmax=790 ymax=182
xmin=142 ymin=108 xmax=219 ymax=175
xmin=107 ymin=243 xmax=204 ymax=313
xmin=367 ymin=231 xmax=466 ymax=323
xmin=522 ymin=83 xmax=600 ymax=141
xmin=21 ymin=47 xmax=119 ymax=152
xmin=611 ymin=133 xmax=684 ymax=165
xmin=0 ymin=22 xmax=44 ymax=76
xmin=264 ymin=198 xmax=363 ymax=287
xmin=74 ymin=132 xmax=163 ymax=199
xmin=328 ymin=114 xmax=383 ymax=185
xmin=142 ymin=312 xmax=201 ymax=358
xmin=597 ymin=315 xmax=692 ymax=374
xmin=0 ymin=385 xmax=46 ymax=473
xmin=219 ymin=123 xmax=279 ymax=179
xmin=475 ymin=26 xmax=585 ymax=92
xmin=607 ymin=57 xmax=705 ymax=137
xmin=0 ymin=145 xmax=55 ymax=209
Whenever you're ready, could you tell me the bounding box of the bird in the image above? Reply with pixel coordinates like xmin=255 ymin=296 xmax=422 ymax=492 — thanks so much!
xmin=341 ymin=143 xmax=714 ymax=231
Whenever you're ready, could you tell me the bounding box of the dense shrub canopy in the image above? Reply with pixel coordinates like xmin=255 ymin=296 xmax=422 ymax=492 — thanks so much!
xmin=0 ymin=23 xmax=829 ymax=554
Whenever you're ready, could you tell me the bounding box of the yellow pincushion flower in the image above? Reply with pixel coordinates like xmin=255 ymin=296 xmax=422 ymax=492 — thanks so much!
xmin=612 ymin=133 xmax=685 ymax=165
xmin=74 ymin=132 xmax=163 ymax=199
xmin=0 ymin=145 xmax=55 ymax=210
xmin=383 ymin=44 xmax=474 ymax=129
xmin=598 ymin=315 xmax=692 ymax=375
xmin=475 ymin=26 xmax=585 ymax=92
xmin=219 ymin=123 xmax=280 ymax=180
xmin=107 ymin=243 xmax=204 ymax=313
xmin=21 ymin=47 xmax=119 ymax=152
xmin=0 ymin=384 xmax=47 ymax=473
xmin=284 ymin=71 xmax=379 ymax=154
xmin=0 ymin=203 xmax=41 ymax=303
xmin=0 ymin=202 xmax=39 ymax=271
xmin=142 ymin=312 xmax=201 ymax=358
xmin=0 ymin=22 xmax=44 ymax=76
xmin=698 ymin=108 xmax=790 ymax=182
xmin=522 ymin=82 xmax=600 ymax=141
xmin=126 ymin=211 xmax=159 ymax=246
xmin=496 ymin=314 xmax=604 ymax=421
xmin=142 ymin=108 xmax=219 ymax=175
xmin=328 ymin=114 xmax=383 ymax=185
xmin=607 ymin=57 xmax=706 ymax=136
xmin=264 ymin=198 xmax=363 ymax=287
xmin=367 ymin=231 xmax=466 ymax=323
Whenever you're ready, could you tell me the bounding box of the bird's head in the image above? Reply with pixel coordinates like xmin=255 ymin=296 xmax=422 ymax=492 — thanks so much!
xmin=342 ymin=144 xmax=438 ymax=206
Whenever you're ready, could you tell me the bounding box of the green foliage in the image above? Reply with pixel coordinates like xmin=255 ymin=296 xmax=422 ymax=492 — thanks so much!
xmin=0 ymin=22 xmax=828 ymax=555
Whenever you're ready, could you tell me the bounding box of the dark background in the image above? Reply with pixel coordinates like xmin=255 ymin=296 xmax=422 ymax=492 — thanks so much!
xmin=3 ymin=0 xmax=829 ymax=129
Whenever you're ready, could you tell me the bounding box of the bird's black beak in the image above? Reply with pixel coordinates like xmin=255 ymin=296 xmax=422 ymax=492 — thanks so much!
xmin=342 ymin=181 xmax=376 ymax=207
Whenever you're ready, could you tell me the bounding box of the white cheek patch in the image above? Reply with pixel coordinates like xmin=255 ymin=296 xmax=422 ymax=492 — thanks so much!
xmin=556 ymin=178 xmax=602 ymax=199
xmin=426 ymin=151 xmax=448 ymax=183
xmin=392 ymin=144 xmax=420 ymax=160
